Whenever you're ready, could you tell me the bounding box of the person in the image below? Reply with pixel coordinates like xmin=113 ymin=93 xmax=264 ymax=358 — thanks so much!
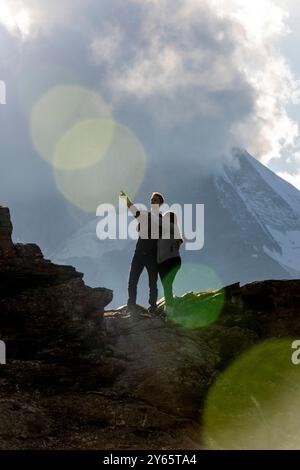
xmin=120 ymin=190 xmax=164 ymax=314
xmin=157 ymin=211 xmax=183 ymax=313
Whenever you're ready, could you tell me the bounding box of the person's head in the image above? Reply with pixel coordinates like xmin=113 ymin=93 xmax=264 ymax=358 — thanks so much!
xmin=150 ymin=192 xmax=164 ymax=207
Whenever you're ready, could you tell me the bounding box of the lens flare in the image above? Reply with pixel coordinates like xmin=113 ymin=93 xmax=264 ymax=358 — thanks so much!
xmin=18 ymin=64 xmax=77 ymax=118
xmin=54 ymin=122 xmax=147 ymax=213
xmin=30 ymin=85 xmax=111 ymax=168
xmin=167 ymin=263 xmax=225 ymax=329
xmin=54 ymin=119 xmax=114 ymax=171
xmin=203 ymin=338 xmax=300 ymax=449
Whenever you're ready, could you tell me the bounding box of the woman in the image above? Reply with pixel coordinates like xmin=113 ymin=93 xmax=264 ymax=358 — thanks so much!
xmin=157 ymin=211 xmax=183 ymax=313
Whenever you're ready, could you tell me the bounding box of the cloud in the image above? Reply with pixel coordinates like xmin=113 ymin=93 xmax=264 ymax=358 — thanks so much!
xmin=90 ymin=25 xmax=122 ymax=64
xmin=87 ymin=0 xmax=299 ymax=166
xmin=0 ymin=0 xmax=92 ymax=38
xmin=276 ymin=148 xmax=300 ymax=189
xmin=0 ymin=0 xmax=35 ymax=39
xmin=3 ymin=0 xmax=300 ymax=171
xmin=277 ymin=170 xmax=300 ymax=190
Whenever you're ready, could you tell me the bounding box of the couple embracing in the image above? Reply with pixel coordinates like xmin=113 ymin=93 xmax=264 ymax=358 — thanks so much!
xmin=120 ymin=191 xmax=183 ymax=314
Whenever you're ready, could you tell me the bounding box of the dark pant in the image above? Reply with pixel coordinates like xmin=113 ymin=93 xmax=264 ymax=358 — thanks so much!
xmin=128 ymin=251 xmax=158 ymax=308
xmin=159 ymin=257 xmax=181 ymax=307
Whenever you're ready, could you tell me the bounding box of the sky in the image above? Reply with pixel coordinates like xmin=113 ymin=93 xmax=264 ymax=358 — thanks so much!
xmin=1 ymin=0 xmax=300 ymax=250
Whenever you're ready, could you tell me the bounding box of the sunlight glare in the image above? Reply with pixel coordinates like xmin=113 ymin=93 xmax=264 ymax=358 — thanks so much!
xmin=0 ymin=2 xmax=32 ymax=38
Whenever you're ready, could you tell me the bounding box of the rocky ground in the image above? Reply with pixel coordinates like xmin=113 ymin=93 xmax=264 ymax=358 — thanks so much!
xmin=0 ymin=205 xmax=300 ymax=449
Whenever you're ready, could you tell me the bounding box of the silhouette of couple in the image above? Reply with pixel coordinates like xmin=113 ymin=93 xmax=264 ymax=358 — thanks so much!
xmin=120 ymin=191 xmax=183 ymax=314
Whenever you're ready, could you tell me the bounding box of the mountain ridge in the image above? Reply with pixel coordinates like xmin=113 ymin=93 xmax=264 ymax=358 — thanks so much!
xmin=50 ymin=150 xmax=300 ymax=306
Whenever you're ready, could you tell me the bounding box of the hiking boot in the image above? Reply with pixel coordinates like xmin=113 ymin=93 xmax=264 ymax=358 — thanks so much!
xmin=148 ymin=306 xmax=160 ymax=315
xmin=127 ymin=302 xmax=138 ymax=313
xmin=165 ymin=305 xmax=175 ymax=316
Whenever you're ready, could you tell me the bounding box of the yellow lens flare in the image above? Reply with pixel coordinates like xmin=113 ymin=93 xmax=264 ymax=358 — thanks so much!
xmin=54 ymin=122 xmax=147 ymax=213
xmin=18 ymin=64 xmax=77 ymax=118
xmin=54 ymin=119 xmax=114 ymax=171
xmin=30 ymin=85 xmax=112 ymax=169
xmin=167 ymin=263 xmax=225 ymax=329
xmin=203 ymin=338 xmax=300 ymax=449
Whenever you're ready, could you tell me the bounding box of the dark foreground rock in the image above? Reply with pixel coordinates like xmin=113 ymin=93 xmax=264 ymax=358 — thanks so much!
xmin=0 ymin=206 xmax=300 ymax=449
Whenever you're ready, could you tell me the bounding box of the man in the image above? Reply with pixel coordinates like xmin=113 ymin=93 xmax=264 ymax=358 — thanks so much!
xmin=120 ymin=190 xmax=164 ymax=314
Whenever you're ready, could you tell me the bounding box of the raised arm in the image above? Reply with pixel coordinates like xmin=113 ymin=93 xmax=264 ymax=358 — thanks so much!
xmin=120 ymin=191 xmax=133 ymax=208
xmin=120 ymin=191 xmax=140 ymax=217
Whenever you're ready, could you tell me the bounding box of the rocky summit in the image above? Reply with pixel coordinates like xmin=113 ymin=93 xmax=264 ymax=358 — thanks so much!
xmin=0 ymin=206 xmax=300 ymax=449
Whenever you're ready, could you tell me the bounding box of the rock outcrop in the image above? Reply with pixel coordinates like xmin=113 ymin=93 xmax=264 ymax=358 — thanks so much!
xmin=0 ymin=206 xmax=300 ymax=449
xmin=0 ymin=206 xmax=112 ymax=363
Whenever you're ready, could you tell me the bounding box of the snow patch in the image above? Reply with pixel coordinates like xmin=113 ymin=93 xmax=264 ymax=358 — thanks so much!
xmin=263 ymin=228 xmax=300 ymax=273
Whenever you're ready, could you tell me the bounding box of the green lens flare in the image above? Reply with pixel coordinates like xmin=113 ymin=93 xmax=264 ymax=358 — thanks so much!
xmin=203 ymin=338 xmax=300 ymax=449
xmin=166 ymin=263 xmax=225 ymax=329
